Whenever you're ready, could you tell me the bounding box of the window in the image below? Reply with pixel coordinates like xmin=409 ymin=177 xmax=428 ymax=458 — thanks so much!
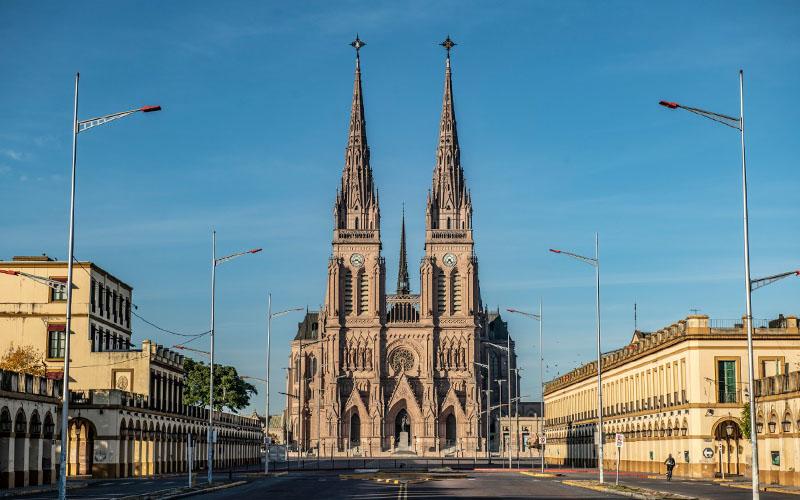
xmin=51 ymin=278 xmax=67 ymax=302
xmin=125 ymin=298 xmax=131 ymax=327
xmin=343 ymin=269 xmax=353 ymax=315
xmin=358 ymin=272 xmax=368 ymax=315
xmin=436 ymin=268 xmax=446 ymax=314
xmin=47 ymin=326 xmax=66 ymax=359
xmin=717 ymin=360 xmax=737 ymax=403
xmin=112 ymin=291 xmax=117 ymax=322
xmin=91 ymin=324 xmax=96 ymax=351
xmin=104 ymin=330 xmax=110 ymax=350
xmin=90 ymin=279 xmax=96 ymax=312
xmin=452 ymin=271 xmax=462 ymax=313
xmin=98 ymin=284 xmax=104 ymax=312
xmin=106 ymin=289 xmax=111 ymax=317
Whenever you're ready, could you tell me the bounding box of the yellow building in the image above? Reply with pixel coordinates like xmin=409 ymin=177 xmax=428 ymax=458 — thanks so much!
xmin=544 ymin=313 xmax=800 ymax=479
xmin=754 ymin=369 xmax=800 ymax=486
xmin=0 ymin=255 xmax=261 ymax=482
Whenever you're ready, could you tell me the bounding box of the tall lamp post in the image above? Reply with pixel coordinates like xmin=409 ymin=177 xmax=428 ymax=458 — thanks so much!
xmin=208 ymin=235 xmax=261 ymax=484
xmin=265 ymin=297 xmax=303 ymax=474
xmin=474 ymin=360 xmax=492 ymax=460
xmin=550 ymin=234 xmax=603 ymax=483
xmin=58 ymin=73 xmax=160 ymax=500
xmin=507 ymin=302 xmax=544 ymax=472
xmin=659 ymin=72 xmax=779 ymax=498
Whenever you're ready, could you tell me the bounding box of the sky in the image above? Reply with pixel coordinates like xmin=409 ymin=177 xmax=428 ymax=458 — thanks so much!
xmin=1 ymin=1 xmax=798 ymax=414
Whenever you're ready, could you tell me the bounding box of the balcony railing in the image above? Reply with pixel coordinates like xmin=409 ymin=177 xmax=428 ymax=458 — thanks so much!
xmin=386 ymin=294 xmax=421 ymax=323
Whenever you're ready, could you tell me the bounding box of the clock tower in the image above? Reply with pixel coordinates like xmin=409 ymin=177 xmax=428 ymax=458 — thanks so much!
xmin=421 ymin=37 xmax=480 ymax=324
xmin=324 ymin=34 xmax=385 ymax=363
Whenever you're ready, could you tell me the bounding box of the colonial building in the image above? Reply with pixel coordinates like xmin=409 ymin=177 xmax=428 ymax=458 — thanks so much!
xmin=285 ymin=39 xmax=518 ymax=457
xmin=543 ymin=313 xmax=800 ymax=480
xmin=0 ymin=256 xmax=262 ymax=484
xmin=0 ymin=370 xmax=61 ymax=489
xmin=753 ymin=367 xmax=800 ymax=486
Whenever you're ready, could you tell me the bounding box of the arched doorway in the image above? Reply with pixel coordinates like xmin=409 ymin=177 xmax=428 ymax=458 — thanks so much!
xmin=69 ymin=418 xmax=96 ymax=477
xmin=394 ymin=409 xmax=411 ymax=450
xmin=14 ymin=410 xmax=27 ymax=486
xmin=445 ymin=414 xmax=457 ymax=448
xmin=42 ymin=413 xmax=54 ymax=483
xmin=28 ymin=411 xmax=41 ymax=485
xmin=350 ymin=413 xmax=361 ymax=448
xmin=0 ymin=407 xmax=11 ymax=488
xmin=714 ymin=420 xmax=742 ymax=476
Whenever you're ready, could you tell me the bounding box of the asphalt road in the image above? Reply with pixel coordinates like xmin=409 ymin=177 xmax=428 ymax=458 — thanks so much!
xmin=200 ymin=471 xmax=621 ymax=499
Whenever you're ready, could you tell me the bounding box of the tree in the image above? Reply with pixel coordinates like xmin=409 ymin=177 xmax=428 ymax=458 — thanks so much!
xmin=0 ymin=343 xmax=45 ymax=376
xmin=182 ymin=358 xmax=257 ymax=413
xmin=741 ymin=402 xmax=752 ymax=439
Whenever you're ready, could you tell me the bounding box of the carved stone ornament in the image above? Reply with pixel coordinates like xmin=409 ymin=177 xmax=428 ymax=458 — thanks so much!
xmin=390 ymin=348 xmax=415 ymax=373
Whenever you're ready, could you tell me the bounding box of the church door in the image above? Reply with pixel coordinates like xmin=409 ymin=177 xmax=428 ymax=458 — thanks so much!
xmin=445 ymin=414 xmax=457 ymax=448
xmin=350 ymin=414 xmax=361 ymax=447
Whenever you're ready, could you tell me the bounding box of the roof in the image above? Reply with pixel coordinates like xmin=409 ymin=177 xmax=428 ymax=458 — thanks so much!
xmin=294 ymin=311 xmax=320 ymax=341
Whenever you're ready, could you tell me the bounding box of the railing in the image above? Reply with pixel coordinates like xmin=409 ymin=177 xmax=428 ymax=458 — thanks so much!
xmin=336 ymin=229 xmax=379 ymax=240
xmin=0 ymin=369 xmax=62 ymax=398
xmin=710 ymin=318 xmax=770 ymax=329
xmin=429 ymin=230 xmax=468 ymax=240
xmin=756 ymin=371 xmax=800 ymax=397
xmin=386 ymin=294 xmax=421 ymax=323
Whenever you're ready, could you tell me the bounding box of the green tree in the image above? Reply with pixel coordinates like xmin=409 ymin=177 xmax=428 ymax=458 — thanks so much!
xmin=183 ymin=358 xmax=257 ymax=413
xmin=741 ymin=402 xmax=752 ymax=439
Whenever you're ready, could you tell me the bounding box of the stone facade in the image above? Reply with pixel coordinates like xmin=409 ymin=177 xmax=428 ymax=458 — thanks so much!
xmin=285 ymin=44 xmax=518 ymax=457
xmin=544 ymin=314 xmax=800 ymax=480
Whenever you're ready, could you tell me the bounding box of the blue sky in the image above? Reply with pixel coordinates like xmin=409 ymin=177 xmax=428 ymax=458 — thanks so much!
xmin=1 ymin=1 xmax=798 ymax=413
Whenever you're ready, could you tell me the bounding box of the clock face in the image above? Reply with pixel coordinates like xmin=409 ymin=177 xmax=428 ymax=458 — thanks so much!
xmin=350 ymin=253 xmax=365 ymax=267
xmin=443 ymin=253 xmax=457 ymax=267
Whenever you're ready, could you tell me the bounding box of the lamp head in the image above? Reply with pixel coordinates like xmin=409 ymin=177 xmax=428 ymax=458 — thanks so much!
xmin=659 ymin=100 xmax=679 ymax=109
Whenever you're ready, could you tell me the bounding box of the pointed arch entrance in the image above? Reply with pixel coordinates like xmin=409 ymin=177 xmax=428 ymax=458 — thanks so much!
xmin=350 ymin=413 xmax=361 ymax=448
xmin=445 ymin=413 xmax=457 ymax=448
xmin=394 ymin=409 xmax=411 ymax=450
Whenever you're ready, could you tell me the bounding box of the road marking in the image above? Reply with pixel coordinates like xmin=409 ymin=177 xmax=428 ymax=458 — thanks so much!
xmin=396 ymin=482 xmax=408 ymax=500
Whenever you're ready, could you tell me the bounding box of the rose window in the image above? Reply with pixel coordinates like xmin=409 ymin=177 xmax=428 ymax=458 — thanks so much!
xmin=390 ymin=348 xmax=415 ymax=372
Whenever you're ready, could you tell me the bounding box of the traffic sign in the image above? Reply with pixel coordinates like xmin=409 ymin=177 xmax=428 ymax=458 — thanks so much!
xmin=540 ymin=434 xmax=547 ymax=445
xmin=615 ymin=433 xmax=624 ymax=448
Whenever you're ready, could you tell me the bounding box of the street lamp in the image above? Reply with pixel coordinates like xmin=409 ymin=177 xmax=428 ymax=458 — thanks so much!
xmin=550 ymin=235 xmax=603 ymax=483
xmin=265 ymin=297 xmax=303 ymax=474
xmin=208 ymin=234 xmax=261 ymax=485
xmin=58 ymin=73 xmax=160 ymax=500
xmin=659 ymin=72 xmax=775 ymax=499
xmin=507 ymin=302 xmax=544 ymax=473
xmin=474 ymin=361 xmax=492 ymax=460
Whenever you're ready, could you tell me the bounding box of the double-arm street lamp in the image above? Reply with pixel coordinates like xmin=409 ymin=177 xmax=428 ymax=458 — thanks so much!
xmin=58 ymin=74 xmax=160 ymax=500
xmin=265 ymin=296 xmax=303 ymax=473
xmin=507 ymin=303 xmax=544 ymax=472
xmin=208 ymin=234 xmax=261 ymax=484
xmin=659 ymin=71 xmax=783 ymax=499
xmin=550 ymin=235 xmax=603 ymax=483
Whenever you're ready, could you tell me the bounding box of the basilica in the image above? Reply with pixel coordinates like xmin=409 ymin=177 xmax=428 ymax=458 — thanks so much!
xmin=285 ymin=37 xmax=518 ymax=457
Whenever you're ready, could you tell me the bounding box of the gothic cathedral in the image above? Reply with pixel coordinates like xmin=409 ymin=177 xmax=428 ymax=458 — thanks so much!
xmin=286 ymin=38 xmax=518 ymax=457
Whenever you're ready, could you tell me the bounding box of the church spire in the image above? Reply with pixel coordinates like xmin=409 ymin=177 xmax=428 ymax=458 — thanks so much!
xmin=427 ymin=36 xmax=471 ymax=232
xmin=335 ymin=35 xmax=379 ymax=232
xmin=396 ymin=204 xmax=410 ymax=295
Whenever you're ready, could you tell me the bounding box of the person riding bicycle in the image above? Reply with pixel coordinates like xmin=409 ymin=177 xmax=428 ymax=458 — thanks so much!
xmin=664 ymin=454 xmax=676 ymax=481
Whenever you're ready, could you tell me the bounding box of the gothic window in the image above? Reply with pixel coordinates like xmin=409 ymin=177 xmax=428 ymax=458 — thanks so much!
xmin=436 ymin=268 xmax=446 ymax=315
xmin=344 ymin=269 xmax=353 ymax=315
xmin=390 ymin=348 xmax=415 ymax=373
xmin=358 ymin=271 xmax=368 ymax=315
xmin=355 ymin=217 xmax=359 ymax=230
xmin=452 ymin=271 xmax=462 ymax=314
xmin=447 ymin=217 xmax=451 ymax=229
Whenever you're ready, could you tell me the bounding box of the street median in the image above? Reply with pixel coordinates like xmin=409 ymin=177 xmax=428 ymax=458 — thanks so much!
xmin=562 ymin=479 xmax=698 ymax=500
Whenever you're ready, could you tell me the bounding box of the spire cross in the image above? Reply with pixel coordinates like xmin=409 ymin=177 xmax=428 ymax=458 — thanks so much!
xmin=440 ymin=35 xmax=456 ymax=59
xmin=351 ymin=34 xmax=366 ymax=60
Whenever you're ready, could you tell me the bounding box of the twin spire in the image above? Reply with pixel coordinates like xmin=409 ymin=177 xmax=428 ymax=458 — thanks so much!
xmin=335 ymin=34 xmax=378 ymax=231
xmin=335 ymin=35 xmax=471 ymax=288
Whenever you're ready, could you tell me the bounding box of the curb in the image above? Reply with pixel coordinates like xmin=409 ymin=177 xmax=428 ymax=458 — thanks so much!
xmin=520 ymin=471 xmax=557 ymax=478
xmin=1 ymin=481 xmax=89 ymax=498
xmin=119 ymin=480 xmax=248 ymax=500
xmin=719 ymin=482 xmax=800 ymax=496
xmin=562 ymin=479 xmax=698 ymax=500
